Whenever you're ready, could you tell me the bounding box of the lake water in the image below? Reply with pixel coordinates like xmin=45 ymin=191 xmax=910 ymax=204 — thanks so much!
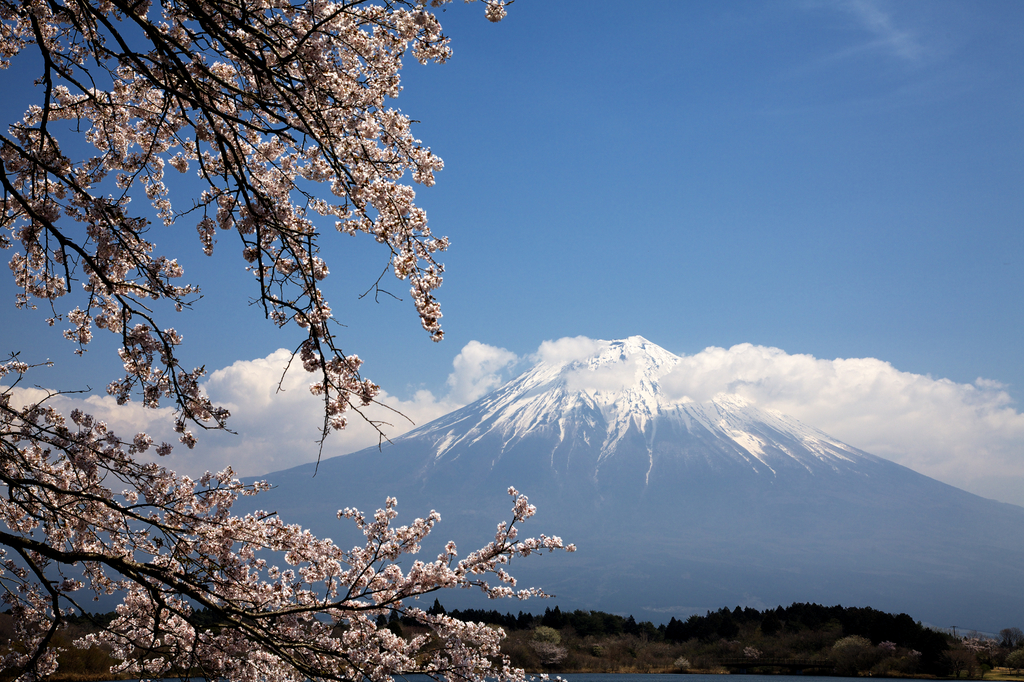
xmin=103 ymin=671 xmax=864 ymax=675
xmin=545 ymin=676 xmax=839 ymax=682
xmin=409 ymin=671 xmax=847 ymax=675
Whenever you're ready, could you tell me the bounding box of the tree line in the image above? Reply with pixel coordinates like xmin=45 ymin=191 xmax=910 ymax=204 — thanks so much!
xmin=431 ymin=600 xmax=942 ymax=648
xmin=6 ymin=601 xmax=1023 ymax=679
xmin=419 ymin=599 xmax=1023 ymax=677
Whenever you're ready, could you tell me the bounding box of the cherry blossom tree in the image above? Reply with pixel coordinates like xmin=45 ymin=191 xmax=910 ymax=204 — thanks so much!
xmin=0 ymin=0 xmax=575 ymax=680
xmin=1007 ymin=648 xmax=1024 ymax=673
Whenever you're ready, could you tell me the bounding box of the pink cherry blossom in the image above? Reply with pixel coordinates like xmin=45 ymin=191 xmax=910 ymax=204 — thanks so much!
xmin=0 ymin=2 xmax=575 ymax=681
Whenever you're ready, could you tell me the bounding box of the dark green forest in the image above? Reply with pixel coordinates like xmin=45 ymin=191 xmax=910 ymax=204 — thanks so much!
xmin=416 ymin=601 xmax=1018 ymax=677
xmin=4 ymin=602 xmax=1023 ymax=679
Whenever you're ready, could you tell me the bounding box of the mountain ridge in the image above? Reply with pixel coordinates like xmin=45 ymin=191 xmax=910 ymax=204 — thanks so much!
xmin=246 ymin=337 xmax=1024 ymax=630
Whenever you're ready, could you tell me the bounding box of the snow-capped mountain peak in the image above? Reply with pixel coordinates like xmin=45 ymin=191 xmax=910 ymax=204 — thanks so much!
xmin=409 ymin=337 xmax=865 ymax=483
xmin=417 ymin=337 xmax=676 ymax=459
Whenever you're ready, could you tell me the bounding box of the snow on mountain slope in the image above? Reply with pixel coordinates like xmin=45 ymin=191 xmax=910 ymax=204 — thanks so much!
xmin=405 ymin=336 xmax=875 ymax=484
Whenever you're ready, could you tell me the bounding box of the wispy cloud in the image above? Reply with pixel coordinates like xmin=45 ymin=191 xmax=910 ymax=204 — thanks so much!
xmin=785 ymin=0 xmax=929 ymax=80
xmin=838 ymin=0 xmax=924 ymax=61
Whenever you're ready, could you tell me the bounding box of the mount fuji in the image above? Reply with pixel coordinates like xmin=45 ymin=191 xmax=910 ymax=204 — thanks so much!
xmin=249 ymin=337 xmax=1024 ymax=631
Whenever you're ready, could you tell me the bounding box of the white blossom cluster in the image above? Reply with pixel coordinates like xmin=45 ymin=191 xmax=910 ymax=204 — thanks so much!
xmin=0 ymin=389 xmax=572 ymax=682
xmin=0 ymin=0 xmax=502 ymax=446
xmin=960 ymin=636 xmax=999 ymax=653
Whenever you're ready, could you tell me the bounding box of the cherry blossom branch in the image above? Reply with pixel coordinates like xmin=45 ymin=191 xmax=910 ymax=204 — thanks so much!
xmin=0 ymin=4 xmax=567 ymax=682
xmin=1 ymin=390 xmax=572 ymax=681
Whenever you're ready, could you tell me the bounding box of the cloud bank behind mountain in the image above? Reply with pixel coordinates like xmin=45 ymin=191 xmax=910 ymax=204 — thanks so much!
xmin=7 ymin=336 xmax=1022 ymax=505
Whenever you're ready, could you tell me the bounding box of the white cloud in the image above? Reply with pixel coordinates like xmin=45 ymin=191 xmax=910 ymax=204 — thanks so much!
xmin=661 ymin=343 xmax=1024 ymax=505
xmin=8 ymin=338 xmax=1022 ymax=505
xmin=5 ymin=341 xmax=520 ymax=479
xmin=445 ymin=340 xmax=518 ymax=404
xmin=565 ymin=359 xmax=639 ymax=395
xmin=533 ymin=336 xmax=610 ymax=365
xmin=532 ymin=336 xmax=638 ymax=396
xmin=195 ymin=345 xmax=512 ymax=476
xmin=2 ymin=384 xmax=181 ymax=468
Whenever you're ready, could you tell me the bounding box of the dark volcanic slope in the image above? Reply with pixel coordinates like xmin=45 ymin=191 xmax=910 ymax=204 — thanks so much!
xmin=247 ymin=337 xmax=1024 ymax=631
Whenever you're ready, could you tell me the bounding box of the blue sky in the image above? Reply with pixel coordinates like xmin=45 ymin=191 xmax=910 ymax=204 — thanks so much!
xmin=2 ymin=1 xmax=1023 ymax=502
xmin=395 ymin=0 xmax=1023 ymax=395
